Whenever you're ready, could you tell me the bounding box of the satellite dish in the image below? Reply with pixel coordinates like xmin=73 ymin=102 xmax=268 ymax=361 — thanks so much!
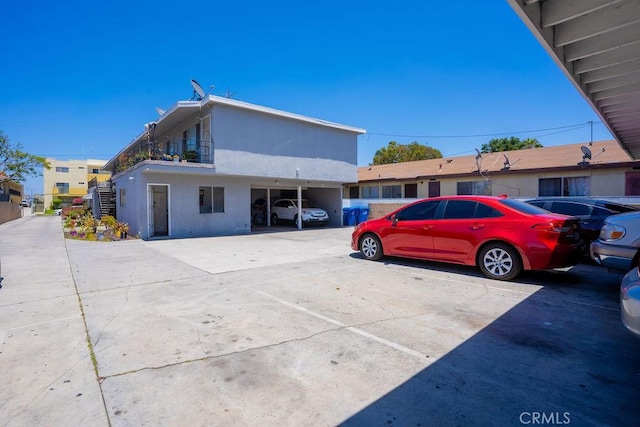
xmin=155 ymin=107 xmax=165 ymax=115
xmin=190 ymin=79 xmax=206 ymax=100
xmin=581 ymin=145 xmax=592 ymax=160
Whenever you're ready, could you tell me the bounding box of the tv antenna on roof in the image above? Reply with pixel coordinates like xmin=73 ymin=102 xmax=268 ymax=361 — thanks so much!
xmin=224 ymin=87 xmax=236 ymax=98
xmin=155 ymin=107 xmax=165 ymax=115
xmin=502 ymin=154 xmax=520 ymax=171
xmin=190 ymin=79 xmax=214 ymax=101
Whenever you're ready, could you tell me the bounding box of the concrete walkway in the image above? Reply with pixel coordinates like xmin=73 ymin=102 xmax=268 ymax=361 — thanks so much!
xmin=0 ymin=214 xmax=107 ymax=426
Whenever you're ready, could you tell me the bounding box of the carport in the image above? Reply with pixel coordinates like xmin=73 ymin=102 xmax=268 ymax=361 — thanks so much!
xmin=508 ymin=0 xmax=640 ymax=159
xmin=250 ymin=179 xmax=344 ymax=230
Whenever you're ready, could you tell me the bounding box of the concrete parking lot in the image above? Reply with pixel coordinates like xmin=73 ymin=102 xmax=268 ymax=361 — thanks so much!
xmin=1 ymin=215 xmax=639 ymax=426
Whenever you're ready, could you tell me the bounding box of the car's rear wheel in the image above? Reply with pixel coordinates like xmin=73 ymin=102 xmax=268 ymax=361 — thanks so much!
xmin=271 ymin=213 xmax=278 ymax=225
xmin=360 ymin=234 xmax=383 ymax=261
xmin=478 ymin=243 xmax=522 ymax=281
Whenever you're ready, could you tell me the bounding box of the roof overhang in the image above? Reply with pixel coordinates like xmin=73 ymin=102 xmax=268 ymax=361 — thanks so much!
xmin=507 ymin=0 xmax=640 ymax=159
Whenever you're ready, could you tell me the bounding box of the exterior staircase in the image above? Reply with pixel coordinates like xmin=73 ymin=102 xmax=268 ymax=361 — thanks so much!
xmin=96 ymin=183 xmax=116 ymax=218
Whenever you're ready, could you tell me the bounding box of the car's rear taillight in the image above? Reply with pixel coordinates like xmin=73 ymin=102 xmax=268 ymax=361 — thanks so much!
xmin=532 ymin=221 xmax=573 ymax=233
xmin=532 ymin=221 xmax=579 ymax=241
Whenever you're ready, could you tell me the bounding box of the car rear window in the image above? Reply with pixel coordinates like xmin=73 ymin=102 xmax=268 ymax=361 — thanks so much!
xmin=551 ymin=201 xmax=591 ymax=216
xmin=500 ymin=199 xmax=550 ymax=215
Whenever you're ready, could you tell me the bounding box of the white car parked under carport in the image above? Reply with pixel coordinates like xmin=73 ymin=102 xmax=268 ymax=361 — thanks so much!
xmin=270 ymin=199 xmax=329 ymax=227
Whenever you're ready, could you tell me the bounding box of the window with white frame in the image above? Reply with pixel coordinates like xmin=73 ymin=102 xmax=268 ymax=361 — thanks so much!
xmin=55 ymin=182 xmax=69 ymax=194
xmin=382 ymin=185 xmax=402 ymax=198
xmin=213 ymin=187 xmax=225 ymax=212
xmin=362 ymin=185 xmax=379 ymax=199
xmin=457 ymin=181 xmax=491 ymax=195
xmin=539 ymin=176 xmax=590 ymax=196
xmin=199 ymin=187 xmax=213 ymax=214
xmin=199 ymin=186 xmax=225 ymax=213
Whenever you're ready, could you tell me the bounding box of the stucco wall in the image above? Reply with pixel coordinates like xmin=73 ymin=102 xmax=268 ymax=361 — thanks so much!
xmin=114 ymin=168 xmax=254 ymax=239
xmin=211 ymin=105 xmax=358 ymax=183
xmin=351 ymin=167 xmax=636 ymax=200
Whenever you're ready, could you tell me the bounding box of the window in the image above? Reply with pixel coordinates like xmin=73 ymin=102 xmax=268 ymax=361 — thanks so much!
xmin=199 ymin=186 xmax=224 ymax=213
xmin=213 ymin=187 xmax=225 ymax=213
xmin=199 ymin=187 xmax=212 ymax=214
xmin=56 ymin=167 xmax=69 ymax=173
xmin=362 ymin=186 xmax=379 ymax=199
xmin=78 ymin=166 xmax=85 ymax=169
xmin=119 ymin=188 xmax=126 ymax=207
xmin=539 ymin=176 xmax=590 ymax=196
xmin=349 ymin=186 xmax=360 ymax=199
xmin=442 ymin=200 xmax=477 ymax=219
xmin=404 ymin=183 xmax=418 ymax=198
xmin=274 ymin=200 xmax=292 ymax=208
xmin=475 ymin=203 xmax=503 ymax=218
xmin=550 ymin=202 xmax=591 ymax=216
xmin=78 ymin=182 xmax=85 ymax=185
xmin=382 ymin=185 xmax=402 ymax=198
xmin=457 ymin=181 xmax=491 ymax=195
xmin=55 ymin=182 xmax=69 ymax=194
xmin=396 ymin=201 xmax=439 ymax=221
xmin=92 ymin=168 xmax=100 ymax=174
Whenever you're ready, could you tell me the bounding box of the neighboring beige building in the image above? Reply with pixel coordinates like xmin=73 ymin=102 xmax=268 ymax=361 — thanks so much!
xmin=43 ymin=159 xmax=111 ymax=209
xmin=346 ymin=140 xmax=640 ymax=218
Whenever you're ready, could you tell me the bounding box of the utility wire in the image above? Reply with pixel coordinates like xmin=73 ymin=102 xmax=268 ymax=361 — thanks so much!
xmin=365 ymin=122 xmax=600 ymax=139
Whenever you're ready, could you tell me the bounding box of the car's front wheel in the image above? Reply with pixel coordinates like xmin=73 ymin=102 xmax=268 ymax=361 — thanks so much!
xmin=478 ymin=243 xmax=522 ymax=281
xmin=360 ymin=234 xmax=383 ymax=261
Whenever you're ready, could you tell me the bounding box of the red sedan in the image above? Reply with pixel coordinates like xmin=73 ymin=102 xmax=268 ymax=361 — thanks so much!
xmin=351 ymin=196 xmax=584 ymax=281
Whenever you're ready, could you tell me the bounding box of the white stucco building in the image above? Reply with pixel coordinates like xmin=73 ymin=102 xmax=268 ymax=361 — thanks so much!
xmin=103 ymin=95 xmax=365 ymax=239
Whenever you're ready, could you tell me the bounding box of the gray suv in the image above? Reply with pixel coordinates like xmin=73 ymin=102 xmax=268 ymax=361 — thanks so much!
xmin=590 ymin=211 xmax=640 ymax=271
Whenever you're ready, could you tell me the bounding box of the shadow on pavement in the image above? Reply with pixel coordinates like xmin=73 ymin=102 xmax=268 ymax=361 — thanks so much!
xmin=339 ymin=275 xmax=640 ymax=426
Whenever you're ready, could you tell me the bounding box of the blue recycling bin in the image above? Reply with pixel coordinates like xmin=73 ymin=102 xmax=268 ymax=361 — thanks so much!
xmin=343 ymin=207 xmax=357 ymax=226
xmin=357 ymin=207 xmax=370 ymax=224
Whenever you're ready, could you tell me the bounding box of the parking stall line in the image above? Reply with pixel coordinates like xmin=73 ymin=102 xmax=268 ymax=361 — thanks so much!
xmin=254 ymin=290 xmax=429 ymax=361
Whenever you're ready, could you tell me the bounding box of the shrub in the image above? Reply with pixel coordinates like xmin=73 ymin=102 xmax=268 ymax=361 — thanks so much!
xmin=51 ymin=199 xmax=62 ymax=210
xmin=72 ymin=197 xmax=84 ymax=206
xmin=101 ymin=215 xmax=117 ymax=229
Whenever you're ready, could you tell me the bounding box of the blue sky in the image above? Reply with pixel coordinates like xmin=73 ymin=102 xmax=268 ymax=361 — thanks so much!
xmin=1 ymin=1 xmax=611 ymax=195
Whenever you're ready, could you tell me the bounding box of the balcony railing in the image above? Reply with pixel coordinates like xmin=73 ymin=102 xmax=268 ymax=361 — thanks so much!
xmin=114 ymin=137 xmax=213 ymax=174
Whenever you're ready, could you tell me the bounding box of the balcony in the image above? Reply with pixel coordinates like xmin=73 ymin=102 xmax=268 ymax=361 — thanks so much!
xmin=113 ymin=137 xmax=212 ymax=174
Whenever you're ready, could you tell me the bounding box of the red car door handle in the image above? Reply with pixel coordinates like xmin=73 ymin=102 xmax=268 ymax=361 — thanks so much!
xmin=471 ymin=224 xmax=485 ymax=230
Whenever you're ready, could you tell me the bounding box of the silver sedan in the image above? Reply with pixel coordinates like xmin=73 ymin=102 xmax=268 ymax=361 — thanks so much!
xmin=621 ymin=260 xmax=640 ymax=339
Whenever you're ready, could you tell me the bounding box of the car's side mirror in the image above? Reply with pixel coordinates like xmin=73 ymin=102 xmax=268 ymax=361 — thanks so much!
xmin=392 ymin=215 xmax=399 ymax=226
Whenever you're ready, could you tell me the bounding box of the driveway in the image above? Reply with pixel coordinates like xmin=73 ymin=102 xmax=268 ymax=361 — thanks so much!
xmin=1 ymin=215 xmax=639 ymax=426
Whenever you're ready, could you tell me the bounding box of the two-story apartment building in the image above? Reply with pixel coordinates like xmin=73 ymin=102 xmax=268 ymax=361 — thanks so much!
xmin=43 ymin=159 xmax=111 ymax=209
xmin=103 ymin=95 xmax=365 ymax=239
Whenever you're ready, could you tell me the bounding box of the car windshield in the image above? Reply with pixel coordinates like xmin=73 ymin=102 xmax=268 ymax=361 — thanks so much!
xmin=300 ymin=200 xmax=317 ymax=208
xmin=500 ymin=199 xmax=550 ymax=215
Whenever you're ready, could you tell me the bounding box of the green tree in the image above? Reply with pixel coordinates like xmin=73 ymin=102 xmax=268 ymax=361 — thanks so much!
xmin=0 ymin=131 xmax=50 ymax=184
xmin=372 ymin=141 xmax=442 ymax=165
xmin=480 ymin=137 xmax=542 ymax=153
